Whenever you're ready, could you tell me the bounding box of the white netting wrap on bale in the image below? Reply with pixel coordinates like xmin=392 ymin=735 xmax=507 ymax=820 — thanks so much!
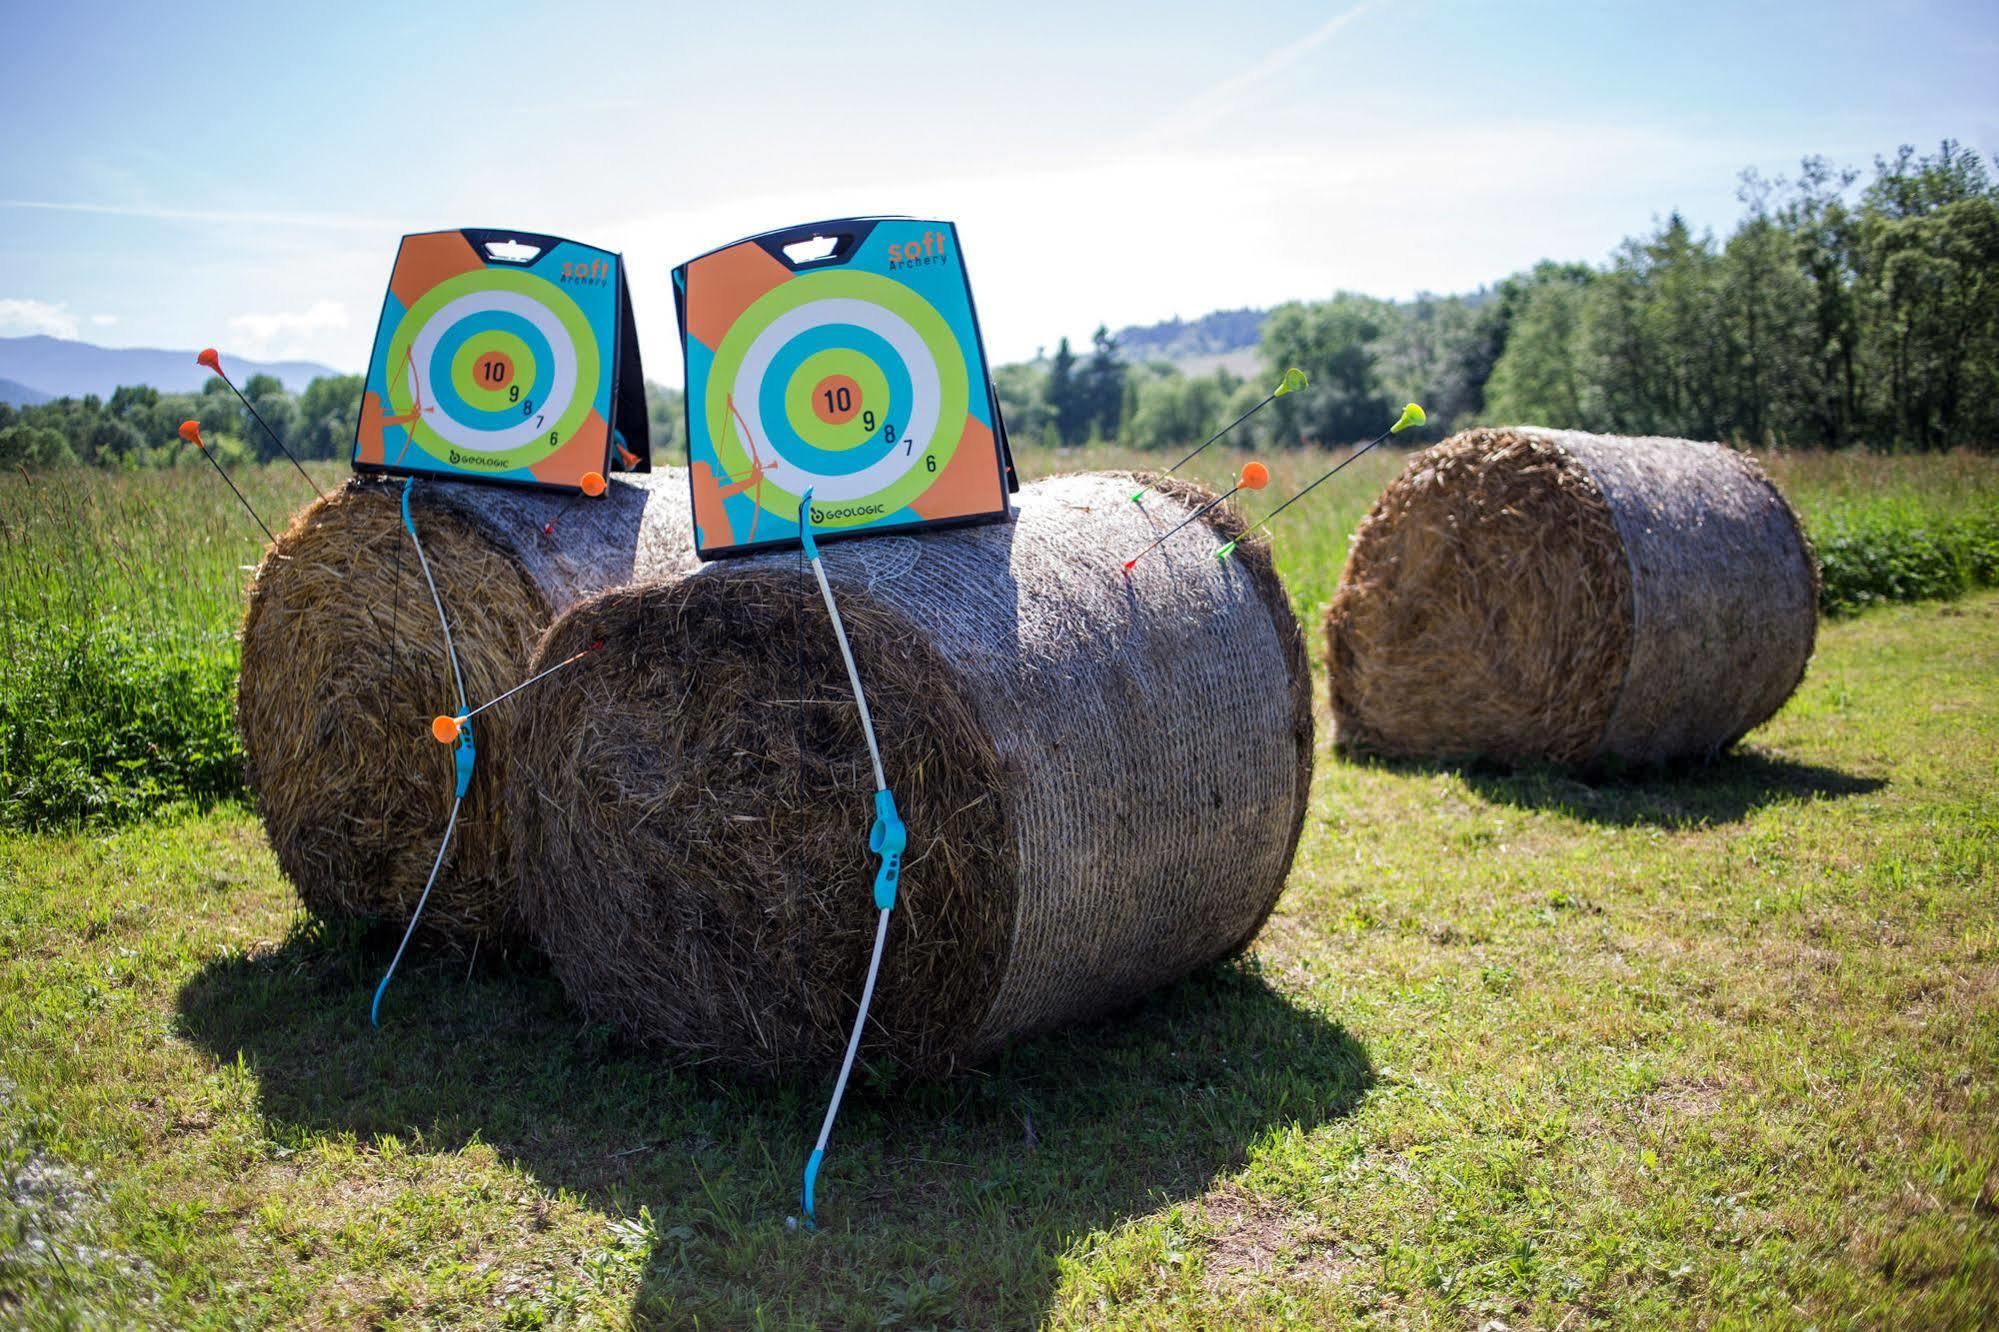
xmin=239 ymin=471 xmax=695 ymax=939
xmin=1325 ymin=427 xmax=1819 ymax=767
xmin=511 ymin=472 xmax=1315 ymax=1075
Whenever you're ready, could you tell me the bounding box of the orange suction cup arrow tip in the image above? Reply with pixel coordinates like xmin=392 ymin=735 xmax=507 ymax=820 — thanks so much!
xmin=616 ymin=444 xmax=639 ymax=468
xmin=1240 ymin=461 xmax=1271 ymax=490
xmin=430 ymin=714 xmax=463 ymax=744
xmin=178 ymin=420 xmax=205 ymax=449
xmin=197 ymin=348 xmax=221 ymax=375
xmin=580 ymin=471 xmax=607 ymax=497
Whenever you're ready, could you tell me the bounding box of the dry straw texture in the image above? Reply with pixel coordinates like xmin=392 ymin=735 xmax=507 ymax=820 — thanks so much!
xmin=238 ymin=471 xmax=694 ymax=939
xmin=513 ymin=472 xmax=1315 ymax=1076
xmin=1325 ymin=427 xmax=1818 ymax=767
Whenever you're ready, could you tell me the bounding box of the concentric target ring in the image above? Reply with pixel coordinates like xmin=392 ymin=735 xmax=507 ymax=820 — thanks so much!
xmin=385 ymin=268 xmax=599 ymax=470
xmin=705 ymin=269 xmax=969 ymax=525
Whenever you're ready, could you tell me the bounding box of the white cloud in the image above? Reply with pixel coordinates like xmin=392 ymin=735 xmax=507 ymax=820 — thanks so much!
xmin=0 ymin=298 xmax=81 ymax=339
xmin=226 ymin=299 xmax=350 ymax=359
xmin=90 ymin=313 xmax=118 ymax=327
xmin=1142 ymin=2 xmax=1374 ymax=145
xmin=0 ymin=199 xmax=395 ymax=231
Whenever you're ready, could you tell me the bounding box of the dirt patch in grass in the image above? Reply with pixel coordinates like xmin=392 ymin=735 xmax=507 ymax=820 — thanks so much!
xmin=1199 ymin=1184 xmax=1353 ymax=1293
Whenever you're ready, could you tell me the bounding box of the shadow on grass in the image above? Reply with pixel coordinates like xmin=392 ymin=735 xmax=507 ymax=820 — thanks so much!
xmin=1348 ymin=746 xmax=1886 ymax=829
xmin=175 ymin=920 xmax=1371 ymax=1328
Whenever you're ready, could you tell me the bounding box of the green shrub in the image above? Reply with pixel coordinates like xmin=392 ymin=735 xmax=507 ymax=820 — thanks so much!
xmin=0 ymin=623 xmax=242 ymax=830
xmin=1812 ymin=510 xmax=1999 ymax=617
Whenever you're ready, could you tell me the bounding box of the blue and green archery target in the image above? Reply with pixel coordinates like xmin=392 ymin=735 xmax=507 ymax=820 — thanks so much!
xmin=676 ymin=218 xmax=1011 ymax=558
xmin=384 ymin=266 xmax=600 ymax=473
xmin=706 ymin=269 xmax=967 ymax=524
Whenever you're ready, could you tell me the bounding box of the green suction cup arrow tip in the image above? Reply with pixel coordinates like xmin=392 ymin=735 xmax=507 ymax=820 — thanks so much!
xmin=1392 ymin=402 xmax=1426 ymax=433
xmin=1214 ymin=539 xmax=1239 ymax=561
xmin=1275 ymin=367 xmax=1309 ymax=397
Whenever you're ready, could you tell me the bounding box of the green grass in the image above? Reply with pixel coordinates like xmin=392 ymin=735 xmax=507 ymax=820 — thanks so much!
xmin=0 ymin=461 xmax=340 ymax=831
xmin=4 ymin=577 xmax=1997 ymax=1327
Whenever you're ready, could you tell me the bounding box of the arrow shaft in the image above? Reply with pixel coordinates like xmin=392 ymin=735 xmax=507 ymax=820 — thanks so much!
xmin=1241 ymin=426 xmax=1397 ymax=533
xmin=1158 ymin=388 xmax=1278 ymax=478
xmin=1129 ymin=483 xmax=1242 ymax=565
xmin=217 ymin=370 xmax=325 ymax=499
xmin=458 ymin=645 xmax=595 ymax=723
xmin=198 ymin=445 xmax=277 ymax=544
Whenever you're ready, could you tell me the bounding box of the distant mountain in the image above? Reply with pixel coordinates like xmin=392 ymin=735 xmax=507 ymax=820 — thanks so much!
xmin=1113 ymin=308 xmax=1269 ymax=366
xmin=0 ymin=335 xmax=342 ymax=401
xmin=0 ymin=377 xmax=53 ymax=407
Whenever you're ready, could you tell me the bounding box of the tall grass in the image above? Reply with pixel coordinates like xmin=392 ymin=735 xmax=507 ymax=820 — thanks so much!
xmin=0 ymin=461 xmax=336 ymax=829
xmin=1 ymin=447 xmax=1993 ymax=832
xmin=1761 ymin=450 xmax=1999 ymax=614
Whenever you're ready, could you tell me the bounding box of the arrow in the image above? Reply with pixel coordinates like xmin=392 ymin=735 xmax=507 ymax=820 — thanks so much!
xmin=1123 ymin=460 xmax=1270 ymax=572
xmin=178 ymin=420 xmax=276 ymax=544
xmin=540 ymin=470 xmax=609 ymax=536
xmin=1215 ymin=403 xmax=1426 ymax=561
xmin=1130 ymin=367 xmax=1305 ymax=505
xmin=196 ymin=348 xmax=325 ymax=500
xmin=428 ymin=639 xmax=605 ymax=743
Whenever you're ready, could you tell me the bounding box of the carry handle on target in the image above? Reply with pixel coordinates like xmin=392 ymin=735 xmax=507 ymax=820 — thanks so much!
xmin=459 ymin=227 xmax=567 ymax=265
xmin=748 ymin=217 xmax=908 ymax=272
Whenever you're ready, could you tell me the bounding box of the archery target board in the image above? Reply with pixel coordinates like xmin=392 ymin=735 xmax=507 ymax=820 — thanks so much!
xmin=674 ymin=217 xmax=1012 ymax=560
xmin=354 ymin=229 xmax=650 ymax=493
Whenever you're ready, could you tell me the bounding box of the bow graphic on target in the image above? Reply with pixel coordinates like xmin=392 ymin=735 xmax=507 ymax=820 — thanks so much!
xmin=725 ymin=393 xmax=773 ymax=546
xmin=390 ymin=344 xmax=434 ymax=468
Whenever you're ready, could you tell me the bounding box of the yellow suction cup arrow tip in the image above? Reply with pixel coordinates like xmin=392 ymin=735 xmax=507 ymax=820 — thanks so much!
xmin=1392 ymin=403 xmax=1426 ymax=433
xmin=1275 ymin=367 xmax=1309 ymax=397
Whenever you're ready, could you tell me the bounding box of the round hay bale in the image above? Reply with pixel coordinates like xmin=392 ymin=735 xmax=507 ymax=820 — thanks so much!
xmin=239 ymin=471 xmax=695 ymax=938
xmin=512 ymin=472 xmax=1314 ymax=1075
xmin=1324 ymin=427 xmax=1818 ymax=767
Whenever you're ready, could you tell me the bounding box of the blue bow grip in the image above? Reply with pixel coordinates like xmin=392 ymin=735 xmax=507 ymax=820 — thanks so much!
xmin=802 ymin=1148 xmax=824 ymax=1228
xmin=798 ymin=487 xmax=818 ymax=558
xmin=453 ymin=723 xmax=476 ymax=798
xmin=869 ymin=789 xmax=905 ymax=910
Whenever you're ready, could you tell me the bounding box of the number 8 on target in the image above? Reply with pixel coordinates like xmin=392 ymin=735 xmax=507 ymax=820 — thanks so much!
xmin=673 ymin=217 xmax=1015 ymax=559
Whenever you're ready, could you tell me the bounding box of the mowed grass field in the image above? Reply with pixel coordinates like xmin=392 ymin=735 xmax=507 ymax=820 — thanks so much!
xmin=2 ymin=445 xmax=1998 ymax=1328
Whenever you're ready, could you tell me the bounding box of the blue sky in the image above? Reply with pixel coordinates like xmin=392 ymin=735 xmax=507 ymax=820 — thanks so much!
xmin=2 ymin=0 xmax=1994 ymax=383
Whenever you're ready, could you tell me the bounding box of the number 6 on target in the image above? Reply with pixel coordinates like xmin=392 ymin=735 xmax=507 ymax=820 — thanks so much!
xmin=673 ymin=217 xmax=1016 ymax=560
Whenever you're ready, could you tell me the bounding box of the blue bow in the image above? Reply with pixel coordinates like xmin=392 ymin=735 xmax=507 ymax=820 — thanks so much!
xmin=796 ymin=487 xmax=906 ymax=1227
xmin=372 ymin=478 xmax=476 ymax=1025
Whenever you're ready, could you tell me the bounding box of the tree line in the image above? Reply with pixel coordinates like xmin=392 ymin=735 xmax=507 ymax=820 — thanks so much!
xmin=0 ymin=374 xmax=363 ymax=468
xmin=0 ymin=373 xmax=693 ymax=470
xmin=6 ymin=138 xmax=1992 ymax=469
xmin=1001 ymin=139 xmax=1997 ymax=452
